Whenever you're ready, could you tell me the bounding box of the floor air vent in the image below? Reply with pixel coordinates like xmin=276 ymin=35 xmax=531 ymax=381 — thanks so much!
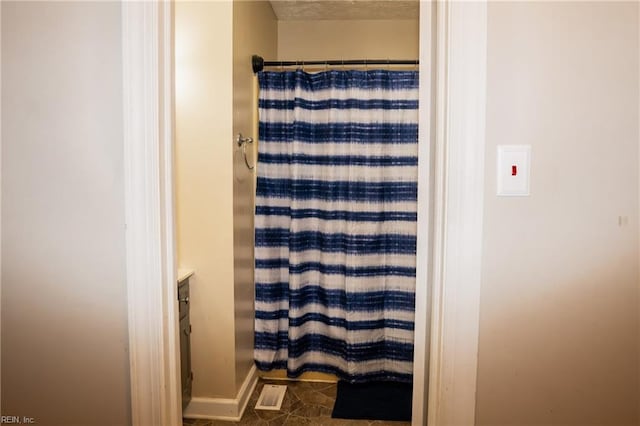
xmin=255 ymin=384 xmax=287 ymax=411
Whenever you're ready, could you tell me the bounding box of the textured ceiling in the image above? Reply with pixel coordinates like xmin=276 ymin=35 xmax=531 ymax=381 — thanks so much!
xmin=269 ymin=0 xmax=419 ymax=21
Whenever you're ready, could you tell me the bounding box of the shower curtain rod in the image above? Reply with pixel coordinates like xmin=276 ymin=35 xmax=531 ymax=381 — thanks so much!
xmin=252 ymin=54 xmax=418 ymax=73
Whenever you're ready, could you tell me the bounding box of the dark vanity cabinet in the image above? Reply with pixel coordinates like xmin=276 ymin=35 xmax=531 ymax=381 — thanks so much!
xmin=178 ymin=274 xmax=193 ymax=410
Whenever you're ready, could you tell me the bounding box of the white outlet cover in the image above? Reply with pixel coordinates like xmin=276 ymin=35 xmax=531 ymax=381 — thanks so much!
xmin=497 ymin=145 xmax=531 ymax=196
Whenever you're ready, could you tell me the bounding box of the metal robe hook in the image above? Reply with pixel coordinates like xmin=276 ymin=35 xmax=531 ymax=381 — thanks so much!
xmin=236 ymin=133 xmax=255 ymax=170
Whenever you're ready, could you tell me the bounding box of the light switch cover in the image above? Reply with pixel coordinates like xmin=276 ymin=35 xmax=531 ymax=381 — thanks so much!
xmin=497 ymin=145 xmax=530 ymax=196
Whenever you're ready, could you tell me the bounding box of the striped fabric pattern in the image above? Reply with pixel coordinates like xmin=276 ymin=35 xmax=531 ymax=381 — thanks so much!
xmin=254 ymin=69 xmax=419 ymax=383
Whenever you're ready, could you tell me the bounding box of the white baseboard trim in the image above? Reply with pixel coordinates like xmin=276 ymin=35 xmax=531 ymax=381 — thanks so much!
xmin=183 ymin=365 xmax=259 ymax=421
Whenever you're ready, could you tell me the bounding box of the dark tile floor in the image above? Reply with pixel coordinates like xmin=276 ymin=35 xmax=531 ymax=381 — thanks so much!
xmin=183 ymin=379 xmax=412 ymax=426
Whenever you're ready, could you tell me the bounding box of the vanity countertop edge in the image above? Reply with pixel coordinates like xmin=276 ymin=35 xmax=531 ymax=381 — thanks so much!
xmin=177 ymin=269 xmax=194 ymax=284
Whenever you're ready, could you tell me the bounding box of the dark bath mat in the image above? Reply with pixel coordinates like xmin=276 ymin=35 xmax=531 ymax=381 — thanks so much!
xmin=331 ymin=380 xmax=412 ymax=421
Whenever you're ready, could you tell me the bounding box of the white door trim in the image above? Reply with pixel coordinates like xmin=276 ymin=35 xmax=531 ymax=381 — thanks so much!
xmin=122 ymin=1 xmax=181 ymax=425
xmin=412 ymin=0 xmax=435 ymax=424
xmin=122 ymin=1 xmax=486 ymax=424
xmin=427 ymin=1 xmax=487 ymax=425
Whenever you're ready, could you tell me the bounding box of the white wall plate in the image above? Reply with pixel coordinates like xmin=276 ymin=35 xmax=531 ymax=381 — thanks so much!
xmin=497 ymin=145 xmax=531 ymax=196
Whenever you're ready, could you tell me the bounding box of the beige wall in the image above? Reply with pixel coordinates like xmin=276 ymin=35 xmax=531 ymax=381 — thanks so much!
xmin=176 ymin=0 xmax=277 ymax=398
xmin=477 ymin=2 xmax=639 ymax=425
xmin=277 ymin=19 xmax=418 ymax=61
xmin=232 ymin=0 xmax=277 ymax=392
xmin=175 ymin=1 xmax=236 ymax=398
xmin=1 ymin=2 xmax=131 ymax=424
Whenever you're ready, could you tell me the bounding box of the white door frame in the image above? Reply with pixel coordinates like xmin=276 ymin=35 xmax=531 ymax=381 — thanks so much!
xmin=424 ymin=1 xmax=487 ymax=425
xmin=121 ymin=1 xmax=487 ymax=425
xmin=122 ymin=1 xmax=181 ymax=425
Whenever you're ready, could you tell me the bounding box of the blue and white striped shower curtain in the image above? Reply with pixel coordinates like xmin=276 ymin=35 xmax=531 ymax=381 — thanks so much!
xmin=254 ymin=69 xmax=418 ymax=383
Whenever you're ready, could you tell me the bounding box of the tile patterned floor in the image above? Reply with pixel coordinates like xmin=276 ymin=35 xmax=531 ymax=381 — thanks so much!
xmin=183 ymin=379 xmax=412 ymax=426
